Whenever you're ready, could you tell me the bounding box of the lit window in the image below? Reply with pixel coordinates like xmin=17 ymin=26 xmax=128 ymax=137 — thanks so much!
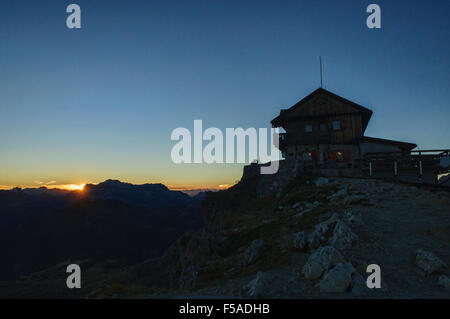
xmin=336 ymin=151 xmax=344 ymax=162
xmin=305 ymin=124 xmax=312 ymax=133
xmin=332 ymin=120 xmax=341 ymax=130
xmin=303 ymin=152 xmax=312 ymax=161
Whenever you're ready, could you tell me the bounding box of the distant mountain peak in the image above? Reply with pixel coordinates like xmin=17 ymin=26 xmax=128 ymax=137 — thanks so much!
xmin=81 ymin=179 xmax=188 ymax=208
xmin=89 ymin=179 xmax=169 ymax=191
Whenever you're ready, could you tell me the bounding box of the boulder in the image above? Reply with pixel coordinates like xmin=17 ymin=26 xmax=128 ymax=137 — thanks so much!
xmin=415 ymin=249 xmax=447 ymax=274
xmin=244 ymin=240 xmax=265 ymax=265
xmin=315 ymin=213 xmax=340 ymax=236
xmin=318 ymin=262 xmax=355 ymax=293
xmin=246 ymin=271 xmax=272 ymax=298
xmin=307 ymin=231 xmax=323 ymax=250
xmin=307 ymin=214 xmax=342 ymax=251
xmin=329 ymin=220 xmax=358 ymax=250
xmin=292 ymin=231 xmax=307 ymax=250
xmin=315 ymin=177 xmax=329 ymax=187
xmin=302 ymin=245 xmax=345 ymax=280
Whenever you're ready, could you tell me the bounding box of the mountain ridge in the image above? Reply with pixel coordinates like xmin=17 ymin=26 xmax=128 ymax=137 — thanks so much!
xmin=0 ymin=179 xmax=204 ymax=280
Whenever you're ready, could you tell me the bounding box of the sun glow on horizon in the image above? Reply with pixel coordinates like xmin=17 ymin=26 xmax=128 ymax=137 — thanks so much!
xmin=66 ymin=184 xmax=85 ymax=191
xmin=1 ymin=181 xmax=235 ymax=192
xmin=168 ymin=183 xmax=233 ymax=192
xmin=52 ymin=183 xmax=86 ymax=191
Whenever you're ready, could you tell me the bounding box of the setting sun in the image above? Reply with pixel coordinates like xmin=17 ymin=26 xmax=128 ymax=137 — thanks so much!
xmin=64 ymin=184 xmax=86 ymax=191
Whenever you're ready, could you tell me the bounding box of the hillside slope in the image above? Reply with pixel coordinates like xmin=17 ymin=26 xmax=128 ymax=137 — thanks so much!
xmin=142 ymin=174 xmax=450 ymax=298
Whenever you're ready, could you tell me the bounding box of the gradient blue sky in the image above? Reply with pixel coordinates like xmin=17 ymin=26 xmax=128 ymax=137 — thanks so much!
xmin=0 ymin=0 xmax=449 ymax=189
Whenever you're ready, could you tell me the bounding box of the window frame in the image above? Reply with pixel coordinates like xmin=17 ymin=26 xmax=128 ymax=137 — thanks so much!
xmin=332 ymin=120 xmax=341 ymax=131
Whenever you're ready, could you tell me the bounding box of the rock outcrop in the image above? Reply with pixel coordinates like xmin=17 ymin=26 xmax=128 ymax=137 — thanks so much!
xmin=329 ymin=220 xmax=358 ymax=250
xmin=302 ymin=245 xmax=345 ymax=280
xmin=292 ymin=231 xmax=307 ymax=251
xmin=415 ymin=249 xmax=447 ymax=274
xmin=307 ymin=231 xmax=323 ymax=250
xmin=244 ymin=240 xmax=265 ymax=265
xmin=246 ymin=271 xmax=273 ymax=298
xmin=318 ymin=262 xmax=355 ymax=293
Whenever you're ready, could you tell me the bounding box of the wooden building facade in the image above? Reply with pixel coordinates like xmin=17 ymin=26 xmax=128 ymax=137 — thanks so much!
xmin=271 ymin=88 xmax=417 ymax=168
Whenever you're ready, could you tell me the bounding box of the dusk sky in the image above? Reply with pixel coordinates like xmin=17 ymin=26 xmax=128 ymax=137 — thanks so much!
xmin=1 ymin=0 xmax=449 ymax=190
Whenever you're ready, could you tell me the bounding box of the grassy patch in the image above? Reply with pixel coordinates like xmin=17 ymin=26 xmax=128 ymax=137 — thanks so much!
xmin=223 ymin=221 xmax=282 ymax=256
xmin=279 ymin=173 xmax=318 ymax=196
xmin=278 ymin=174 xmax=339 ymax=207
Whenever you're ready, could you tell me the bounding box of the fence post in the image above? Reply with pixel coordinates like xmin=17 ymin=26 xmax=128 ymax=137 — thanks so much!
xmin=369 ymin=161 xmax=372 ymax=177
xmin=394 ymin=160 xmax=398 ymax=177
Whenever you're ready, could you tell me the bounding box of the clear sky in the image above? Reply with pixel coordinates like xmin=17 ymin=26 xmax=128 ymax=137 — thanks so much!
xmin=0 ymin=0 xmax=449 ymax=190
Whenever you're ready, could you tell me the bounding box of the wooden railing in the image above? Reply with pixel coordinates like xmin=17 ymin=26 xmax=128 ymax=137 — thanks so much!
xmin=360 ymin=149 xmax=450 ymax=177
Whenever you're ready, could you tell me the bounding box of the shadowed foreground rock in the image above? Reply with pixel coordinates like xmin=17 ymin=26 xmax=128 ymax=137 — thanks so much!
xmin=302 ymin=246 xmax=346 ymax=281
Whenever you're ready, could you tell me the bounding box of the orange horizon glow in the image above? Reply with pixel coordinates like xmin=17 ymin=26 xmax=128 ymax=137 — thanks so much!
xmin=0 ymin=182 xmax=233 ymax=192
xmin=59 ymin=184 xmax=86 ymax=191
xmin=168 ymin=183 xmax=233 ymax=191
xmin=0 ymin=183 xmax=86 ymax=191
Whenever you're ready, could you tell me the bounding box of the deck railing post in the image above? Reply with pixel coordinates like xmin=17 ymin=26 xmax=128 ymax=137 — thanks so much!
xmin=418 ymin=159 xmax=423 ymax=183
xmin=394 ymin=160 xmax=398 ymax=176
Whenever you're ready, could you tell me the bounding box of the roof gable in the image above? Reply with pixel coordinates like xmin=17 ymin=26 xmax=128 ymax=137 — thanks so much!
xmin=271 ymin=88 xmax=373 ymax=132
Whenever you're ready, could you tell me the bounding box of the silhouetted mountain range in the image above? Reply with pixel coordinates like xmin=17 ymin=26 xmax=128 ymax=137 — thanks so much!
xmin=84 ymin=179 xmax=193 ymax=208
xmin=0 ymin=180 xmax=204 ymax=279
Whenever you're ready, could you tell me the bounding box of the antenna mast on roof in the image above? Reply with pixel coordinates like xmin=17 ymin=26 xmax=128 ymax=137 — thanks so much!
xmin=319 ymin=56 xmax=323 ymax=88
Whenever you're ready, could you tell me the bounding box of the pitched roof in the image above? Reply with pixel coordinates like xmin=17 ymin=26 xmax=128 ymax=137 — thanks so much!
xmin=271 ymin=88 xmax=373 ymax=132
xmin=356 ymin=136 xmax=417 ymax=150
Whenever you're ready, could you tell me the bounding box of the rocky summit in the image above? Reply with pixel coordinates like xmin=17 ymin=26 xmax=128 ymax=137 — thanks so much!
xmin=137 ymin=173 xmax=449 ymax=299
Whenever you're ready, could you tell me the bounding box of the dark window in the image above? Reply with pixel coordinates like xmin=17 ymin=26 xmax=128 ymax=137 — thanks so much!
xmin=305 ymin=124 xmax=313 ymax=133
xmin=320 ymin=123 xmax=327 ymax=132
xmin=332 ymin=120 xmax=341 ymax=131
